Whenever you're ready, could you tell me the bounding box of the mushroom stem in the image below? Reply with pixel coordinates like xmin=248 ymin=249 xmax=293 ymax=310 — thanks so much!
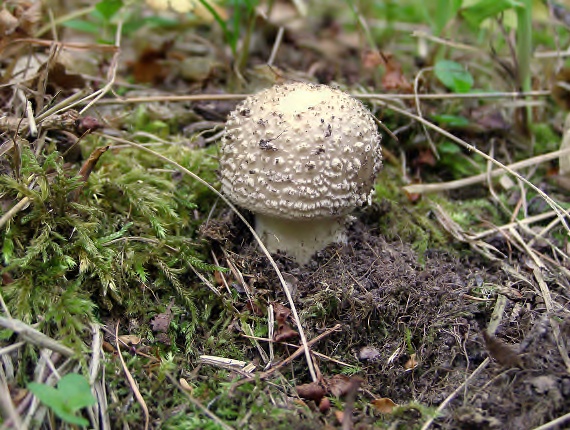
xmin=255 ymin=214 xmax=347 ymax=265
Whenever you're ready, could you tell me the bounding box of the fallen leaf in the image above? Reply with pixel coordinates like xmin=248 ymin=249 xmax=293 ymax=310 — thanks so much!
xmin=371 ymin=398 xmax=397 ymax=414
xmin=273 ymin=302 xmax=298 ymax=342
xmin=326 ymin=374 xmax=352 ymax=397
xmin=69 ymin=145 xmax=109 ymax=201
xmin=179 ymin=378 xmax=193 ymax=392
xmin=319 ymin=396 xmax=331 ymax=413
xmin=379 ymin=52 xmax=413 ymax=92
xmin=273 ymin=302 xmax=291 ymax=320
xmin=482 ymin=330 xmax=523 ymax=368
xmin=358 ymin=346 xmax=381 ymax=361
xmin=404 ymin=353 xmax=419 ymax=371
xmin=102 ymin=341 xmax=115 ymax=353
xmin=43 ymin=62 xmax=86 ymax=90
xmin=119 ymin=335 xmax=141 ymax=346
xmin=334 ymin=409 xmax=344 ymax=423
xmin=151 ymin=299 xmax=175 ymax=333
xmin=75 ymin=116 xmax=102 ymax=135
xmin=296 ymin=382 xmax=326 ymax=402
xmin=362 ymin=49 xmax=383 ymax=69
xmin=131 ymin=42 xmax=172 ymax=84
xmin=0 ymin=8 xmax=19 ymax=35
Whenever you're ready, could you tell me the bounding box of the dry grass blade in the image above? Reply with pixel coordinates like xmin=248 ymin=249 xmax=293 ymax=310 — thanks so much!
xmin=114 ymin=323 xmax=149 ymax=430
xmin=0 ymin=365 xmax=23 ymax=429
xmin=165 ymin=373 xmax=235 ymax=430
xmin=531 ymin=411 xmax=570 ymax=430
xmin=432 ymin=204 xmax=504 ymax=259
xmin=377 ymin=100 xmax=570 ymax=234
xmin=403 ymin=146 xmax=570 ymax=194
xmin=98 ymin=132 xmax=318 ymax=383
xmin=0 ymin=316 xmax=74 ymax=357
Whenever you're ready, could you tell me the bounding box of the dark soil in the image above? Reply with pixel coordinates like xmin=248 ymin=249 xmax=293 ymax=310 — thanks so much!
xmin=203 ymin=202 xmax=570 ymax=429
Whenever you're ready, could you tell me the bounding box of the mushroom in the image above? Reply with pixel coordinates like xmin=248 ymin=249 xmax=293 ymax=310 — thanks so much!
xmin=219 ymin=82 xmax=382 ymax=264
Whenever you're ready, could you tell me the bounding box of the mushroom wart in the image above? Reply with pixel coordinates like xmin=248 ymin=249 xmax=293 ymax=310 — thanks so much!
xmin=219 ymin=82 xmax=382 ymax=264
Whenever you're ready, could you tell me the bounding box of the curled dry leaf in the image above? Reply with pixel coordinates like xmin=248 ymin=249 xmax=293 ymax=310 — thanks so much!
xmin=319 ymin=397 xmax=331 ymax=413
xmin=273 ymin=302 xmax=299 ymax=342
xmin=334 ymin=409 xmax=344 ymax=424
xmin=482 ymin=330 xmax=523 ymax=368
xmin=405 ymin=353 xmax=419 ymax=371
xmin=371 ymin=398 xmax=397 ymax=414
xmin=119 ymin=335 xmax=142 ymax=346
xmin=151 ymin=299 xmax=174 ymax=333
xmin=179 ymin=378 xmax=193 ymax=392
xmin=327 ymin=374 xmax=353 ymax=398
xmin=379 ymin=52 xmax=413 ymax=92
xmin=358 ymin=346 xmax=381 ymax=361
xmin=296 ymin=382 xmax=326 ymax=402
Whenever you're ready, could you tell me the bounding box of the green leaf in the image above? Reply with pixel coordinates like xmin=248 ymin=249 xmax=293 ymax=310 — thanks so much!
xmin=95 ymin=0 xmax=123 ymax=21
xmin=460 ymin=0 xmax=522 ymax=28
xmin=61 ymin=19 xmax=101 ymax=34
xmin=434 ymin=60 xmax=474 ymax=93
xmin=28 ymin=374 xmax=95 ymax=427
xmin=57 ymin=374 xmax=97 ymax=410
xmin=432 ymin=0 xmax=463 ymax=34
xmin=432 ymin=114 xmax=470 ymax=127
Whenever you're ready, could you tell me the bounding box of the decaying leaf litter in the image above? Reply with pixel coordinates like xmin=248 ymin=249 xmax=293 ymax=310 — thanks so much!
xmin=1 ymin=0 xmax=570 ymax=429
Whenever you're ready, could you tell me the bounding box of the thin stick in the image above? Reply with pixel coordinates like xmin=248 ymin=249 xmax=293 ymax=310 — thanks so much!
xmin=165 ymin=373 xmax=235 ymax=430
xmin=114 ymin=323 xmax=149 ymax=430
xmin=88 ymin=89 xmax=550 ymax=106
xmin=98 ymin=133 xmax=318 ymax=382
xmin=267 ymin=26 xmax=284 ymax=67
xmin=471 ymin=210 xmax=558 ymax=240
xmin=532 ymin=411 xmax=570 ymax=430
xmin=80 ymin=21 xmax=123 ymax=114
xmin=378 ymin=101 xmax=569 ymax=233
xmin=0 ymin=316 xmax=75 ymax=357
xmin=403 ymin=146 xmax=570 ymax=194
xmin=0 ymin=365 xmax=23 ymax=430
xmin=0 ymin=197 xmax=30 ymax=230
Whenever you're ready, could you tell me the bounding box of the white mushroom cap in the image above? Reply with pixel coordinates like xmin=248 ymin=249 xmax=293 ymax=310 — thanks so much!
xmin=219 ymin=82 xmax=382 ymax=219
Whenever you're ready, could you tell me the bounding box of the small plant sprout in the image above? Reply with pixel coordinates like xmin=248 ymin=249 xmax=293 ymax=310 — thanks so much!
xmin=219 ymin=82 xmax=382 ymax=264
xmin=27 ymin=373 xmax=96 ymax=427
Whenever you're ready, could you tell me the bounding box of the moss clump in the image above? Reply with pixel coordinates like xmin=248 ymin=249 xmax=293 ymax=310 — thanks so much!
xmin=0 ymin=140 xmax=220 ymax=352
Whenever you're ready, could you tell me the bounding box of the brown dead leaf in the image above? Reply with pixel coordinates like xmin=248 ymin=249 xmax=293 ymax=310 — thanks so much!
xmin=102 ymin=341 xmax=115 ymax=353
xmin=552 ymin=67 xmax=570 ymax=111
xmin=0 ymin=8 xmax=19 ymax=35
xmin=371 ymin=398 xmax=397 ymax=414
xmin=273 ymin=302 xmax=298 ymax=342
xmin=119 ymin=335 xmax=141 ymax=346
xmin=68 ymin=145 xmax=109 ymax=201
xmin=378 ymin=52 xmax=413 ymax=92
xmin=296 ymin=382 xmax=326 ymax=402
xmin=78 ymin=146 xmax=109 ymax=183
xmin=131 ymin=41 xmax=173 ymax=84
xmin=75 ymin=116 xmax=102 ymax=135
xmin=319 ymin=397 xmax=331 ymax=413
xmin=179 ymin=378 xmax=193 ymax=392
xmin=151 ymin=299 xmax=174 ymax=333
xmin=358 ymin=346 xmax=381 ymax=361
xmin=40 ymin=62 xmax=86 ymax=90
xmin=405 ymin=353 xmax=419 ymax=371
xmin=482 ymin=330 xmax=523 ymax=368
xmin=326 ymin=374 xmax=352 ymax=397
xmin=273 ymin=302 xmax=291 ymax=320
xmin=362 ymin=49 xmax=383 ymax=70
xmin=334 ymin=409 xmax=344 ymax=423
